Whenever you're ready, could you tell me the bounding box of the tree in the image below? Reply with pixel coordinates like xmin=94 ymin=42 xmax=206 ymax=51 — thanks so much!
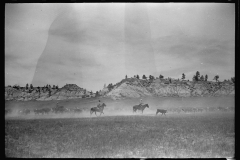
xmin=53 ymin=85 xmax=55 ymax=89
xmin=26 ymin=83 xmax=29 ymax=90
xmin=149 ymin=75 xmax=152 ymax=80
xmin=125 ymin=75 xmax=127 ymax=79
xmin=142 ymin=75 xmax=147 ymax=79
xmin=149 ymin=75 xmax=154 ymax=80
xmin=159 ymin=74 xmax=164 ymax=79
xmin=200 ymin=75 xmax=204 ymax=81
xmin=107 ymin=83 xmax=114 ymax=91
xmin=13 ymin=84 xmax=20 ymax=90
xmin=48 ymin=90 xmax=51 ymax=97
xmin=182 ymin=73 xmax=185 ymax=80
xmin=48 ymin=85 xmax=51 ymax=89
xmin=30 ymin=84 xmax=33 ymax=89
xmin=95 ymin=91 xmax=99 ymax=97
xmin=213 ymin=75 xmax=219 ymax=82
xmin=56 ymin=85 xmax=59 ymax=89
xmin=205 ymin=74 xmax=208 ymax=81
xmin=136 ymin=75 xmax=139 ymax=79
xmin=231 ymin=77 xmax=235 ymax=83
xmin=169 ymin=78 xmax=172 ymax=83
xmin=192 ymin=75 xmax=196 ymax=81
xmin=195 ymin=71 xmax=200 ymax=81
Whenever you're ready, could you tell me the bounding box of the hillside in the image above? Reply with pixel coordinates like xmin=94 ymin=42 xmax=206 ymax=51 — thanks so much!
xmin=5 ymin=78 xmax=234 ymax=101
xmin=5 ymin=84 xmax=94 ymax=101
xmin=103 ymin=78 xmax=235 ymax=100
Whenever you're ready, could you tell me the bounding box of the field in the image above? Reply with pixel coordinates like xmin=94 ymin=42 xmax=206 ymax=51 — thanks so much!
xmin=5 ymin=96 xmax=235 ymax=158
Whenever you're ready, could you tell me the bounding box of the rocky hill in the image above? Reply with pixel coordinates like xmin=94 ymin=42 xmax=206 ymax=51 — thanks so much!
xmin=5 ymin=78 xmax=234 ymax=101
xmin=103 ymin=78 xmax=235 ymax=100
xmin=5 ymin=84 xmax=95 ymax=101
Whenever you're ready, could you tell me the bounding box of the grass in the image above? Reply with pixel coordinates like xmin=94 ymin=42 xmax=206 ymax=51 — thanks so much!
xmin=5 ymin=112 xmax=234 ymax=158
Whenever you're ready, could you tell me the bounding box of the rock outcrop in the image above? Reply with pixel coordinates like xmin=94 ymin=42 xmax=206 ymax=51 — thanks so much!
xmin=104 ymin=78 xmax=235 ymax=100
xmin=5 ymin=84 xmax=94 ymax=101
xmin=5 ymin=79 xmax=234 ymax=101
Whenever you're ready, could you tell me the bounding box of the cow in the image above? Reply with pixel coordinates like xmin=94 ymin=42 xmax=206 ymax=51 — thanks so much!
xmin=133 ymin=104 xmax=149 ymax=114
xmin=34 ymin=109 xmax=43 ymax=115
xmin=73 ymin=108 xmax=82 ymax=113
xmin=18 ymin=109 xmax=31 ymax=115
xmin=182 ymin=108 xmax=193 ymax=113
xmin=197 ymin=108 xmax=204 ymax=112
xmin=156 ymin=109 xmax=167 ymax=116
xmin=90 ymin=103 xmax=106 ymax=116
xmin=41 ymin=108 xmax=52 ymax=114
xmin=217 ymin=106 xmax=228 ymax=112
xmin=52 ymin=102 xmax=68 ymax=114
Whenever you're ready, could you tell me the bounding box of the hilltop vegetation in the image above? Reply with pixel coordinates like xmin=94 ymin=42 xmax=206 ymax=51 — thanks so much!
xmin=5 ymin=73 xmax=235 ymax=101
xmin=5 ymin=84 xmax=95 ymax=101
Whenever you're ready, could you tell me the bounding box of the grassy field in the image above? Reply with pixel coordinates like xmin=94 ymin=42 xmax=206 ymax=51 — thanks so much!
xmin=5 ymin=112 xmax=234 ymax=158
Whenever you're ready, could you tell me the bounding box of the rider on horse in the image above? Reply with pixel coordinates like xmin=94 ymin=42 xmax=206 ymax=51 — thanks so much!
xmin=97 ymin=100 xmax=101 ymax=108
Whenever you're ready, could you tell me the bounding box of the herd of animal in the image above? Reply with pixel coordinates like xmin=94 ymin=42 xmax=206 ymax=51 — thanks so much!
xmin=5 ymin=102 xmax=234 ymax=117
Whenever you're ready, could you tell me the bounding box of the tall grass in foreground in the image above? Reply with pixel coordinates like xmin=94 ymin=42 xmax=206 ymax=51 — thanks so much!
xmin=5 ymin=112 xmax=234 ymax=158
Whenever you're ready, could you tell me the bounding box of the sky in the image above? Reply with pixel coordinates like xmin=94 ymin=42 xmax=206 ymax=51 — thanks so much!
xmin=5 ymin=3 xmax=235 ymax=92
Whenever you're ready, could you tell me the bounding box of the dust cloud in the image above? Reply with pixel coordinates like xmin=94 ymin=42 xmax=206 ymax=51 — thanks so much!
xmin=5 ymin=96 xmax=234 ymax=120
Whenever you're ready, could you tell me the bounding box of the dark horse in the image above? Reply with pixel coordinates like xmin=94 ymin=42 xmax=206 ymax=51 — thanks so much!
xmin=90 ymin=103 xmax=106 ymax=116
xmin=156 ymin=109 xmax=167 ymax=116
xmin=133 ymin=104 xmax=149 ymax=114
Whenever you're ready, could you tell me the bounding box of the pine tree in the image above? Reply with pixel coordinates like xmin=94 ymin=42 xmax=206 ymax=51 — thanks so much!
xmin=136 ymin=75 xmax=139 ymax=79
xmin=193 ymin=75 xmax=196 ymax=81
xmin=205 ymin=75 xmax=208 ymax=81
xmin=195 ymin=71 xmax=200 ymax=81
xmin=142 ymin=75 xmax=147 ymax=79
xmin=26 ymin=83 xmax=29 ymax=90
xmin=125 ymin=75 xmax=127 ymax=79
xmin=30 ymin=84 xmax=33 ymax=89
xmin=159 ymin=74 xmax=164 ymax=79
xmin=213 ymin=75 xmax=219 ymax=82
xmin=182 ymin=73 xmax=185 ymax=80
xmin=95 ymin=91 xmax=99 ymax=97
xmin=200 ymin=75 xmax=204 ymax=81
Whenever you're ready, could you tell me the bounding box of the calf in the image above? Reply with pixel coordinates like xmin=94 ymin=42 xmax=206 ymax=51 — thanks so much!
xmin=156 ymin=109 xmax=167 ymax=116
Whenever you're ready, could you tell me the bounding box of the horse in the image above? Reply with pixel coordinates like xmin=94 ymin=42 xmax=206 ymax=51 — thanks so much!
xmin=90 ymin=103 xmax=106 ymax=116
xmin=156 ymin=109 xmax=167 ymax=116
xmin=133 ymin=104 xmax=149 ymax=114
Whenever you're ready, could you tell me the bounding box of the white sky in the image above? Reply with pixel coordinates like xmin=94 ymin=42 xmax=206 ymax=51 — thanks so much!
xmin=5 ymin=3 xmax=235 ymax=92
